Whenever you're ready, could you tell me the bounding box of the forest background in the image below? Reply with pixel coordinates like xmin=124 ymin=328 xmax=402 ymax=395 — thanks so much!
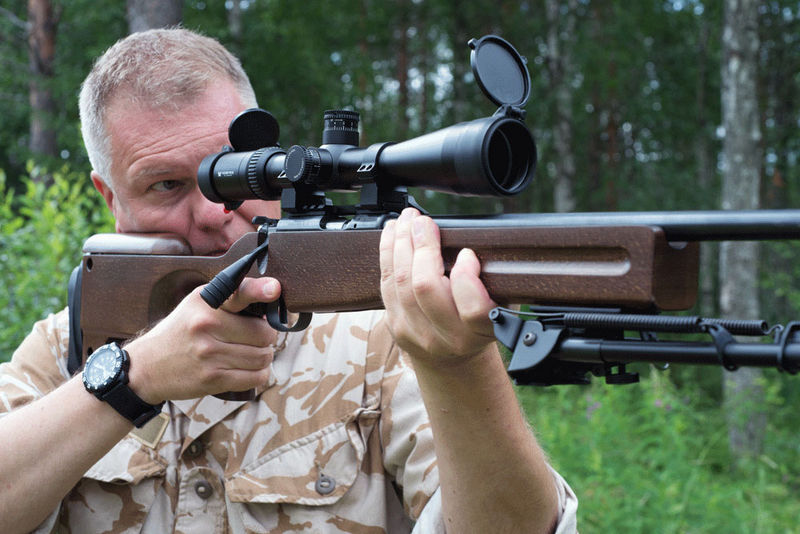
xmin=2 ymin=0 xmax=800 ymax=531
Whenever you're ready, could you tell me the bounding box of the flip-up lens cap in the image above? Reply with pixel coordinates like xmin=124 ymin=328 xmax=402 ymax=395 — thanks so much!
xmin=469 ymin=35 xmax=531 ymax=109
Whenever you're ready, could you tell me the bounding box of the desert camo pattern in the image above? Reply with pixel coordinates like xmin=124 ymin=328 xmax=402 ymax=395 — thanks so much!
xmin=0 ymin=308 xmax=577 ymax=533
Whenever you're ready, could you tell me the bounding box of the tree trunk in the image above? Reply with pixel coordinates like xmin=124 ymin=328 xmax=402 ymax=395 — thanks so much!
xmin=720 ymin=0 xmax=764 ymax=462
xmin=696 ymin=17 xmax=716 ymax=316
xmin=417 ymin=14 xmax=430 ymax=135
xmin=545 ymin=0 xmax=577 ymax=213
xmin=395 ymin=0 xmax=410 ymax=139
xmin=27 ymin=0 xmax=58 ymax=166
xmin=760 ymin=6 xmax=795 ymax=322
xmin=227 ymin=0 xmax=243 ymax=42
xmin=448 ymin=0 xmax=469 ymax=123
xmin=126 ymin=0 xmax=181 ymax=33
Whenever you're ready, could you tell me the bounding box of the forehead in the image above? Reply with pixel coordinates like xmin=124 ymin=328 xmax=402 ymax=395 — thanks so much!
xmin=106 ymin=81 xmax=245 ymax=178
xmin=108 ymin=80 xmax=244 ymax=135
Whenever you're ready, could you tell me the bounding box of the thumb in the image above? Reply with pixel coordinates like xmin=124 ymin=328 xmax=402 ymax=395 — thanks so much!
xmin=219 ymin=277 xmax=282 ymax=313
xmin=450 ymin=248 xmax=496 ymax=337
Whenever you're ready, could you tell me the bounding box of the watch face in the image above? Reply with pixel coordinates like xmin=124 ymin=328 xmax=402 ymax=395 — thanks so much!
xmin=84 ymin=345 xmax=123 ymax=391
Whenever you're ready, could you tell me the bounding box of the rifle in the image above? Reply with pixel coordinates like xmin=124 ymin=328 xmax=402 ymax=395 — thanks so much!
xmin=68 ymin=35 xmax=800 ymax=390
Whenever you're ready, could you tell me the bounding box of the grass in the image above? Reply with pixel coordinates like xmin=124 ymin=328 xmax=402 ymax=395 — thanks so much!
xmin=517 ymin=367 xmax=800 ymax=532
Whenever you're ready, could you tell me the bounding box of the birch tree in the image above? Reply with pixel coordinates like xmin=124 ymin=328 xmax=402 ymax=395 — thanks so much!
xmin=720 ymin=0 xmax=764 ymax=461
xmin=545 ymin=0 xmax=577 ymax=213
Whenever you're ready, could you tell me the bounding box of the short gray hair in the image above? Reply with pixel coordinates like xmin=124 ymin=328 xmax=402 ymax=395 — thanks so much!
xmin=79 ymin=28 xmax=257 ymax=188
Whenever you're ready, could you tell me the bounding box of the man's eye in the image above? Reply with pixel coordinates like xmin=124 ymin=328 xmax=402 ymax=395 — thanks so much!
xmin=151 ymin=180 xmax=181 ymax=192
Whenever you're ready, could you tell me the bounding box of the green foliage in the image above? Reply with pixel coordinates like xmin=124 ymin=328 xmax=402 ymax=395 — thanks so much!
xmin=520 ymin=370 xmax=800 ymax=532
xmin=0 ymin=166 xmax=113 ymax=361
xmin=0 ymin=1 xmax=127 ymax=184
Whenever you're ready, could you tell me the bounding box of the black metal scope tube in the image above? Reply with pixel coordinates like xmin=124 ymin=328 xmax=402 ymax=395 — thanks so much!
xmin=376 ymin=115 xmax=536 ymax=196
xmin=197 ymin=114 xmax=536 ymax=203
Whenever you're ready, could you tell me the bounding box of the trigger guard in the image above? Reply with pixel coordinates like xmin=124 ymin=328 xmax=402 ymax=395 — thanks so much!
xmin=266 ymin=297 xmax=312 ymax=332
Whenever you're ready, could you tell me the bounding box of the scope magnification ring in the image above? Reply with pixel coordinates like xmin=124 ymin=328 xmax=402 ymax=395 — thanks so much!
xmin=246 ymin=148 xmax=270 ymax=199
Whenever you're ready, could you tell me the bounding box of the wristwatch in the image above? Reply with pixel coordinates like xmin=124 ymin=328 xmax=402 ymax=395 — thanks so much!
xmin=82 ymin=342 xmax=164 ymax=428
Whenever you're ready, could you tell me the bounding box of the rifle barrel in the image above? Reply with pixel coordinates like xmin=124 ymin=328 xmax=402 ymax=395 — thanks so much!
xmin=433 ymin=209 xmax=800 ymax=241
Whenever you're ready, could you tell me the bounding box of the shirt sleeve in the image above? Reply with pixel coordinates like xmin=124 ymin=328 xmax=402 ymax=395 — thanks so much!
xmin=552 ymin=466 xmax=579 ymax=534
xmin=0 ymin=308 xmax=71 ymax=415
xmin=365 ymin=318 xmax=441 ymax=521
xmin=414 ymin=470 xmax=579 ymax=533
xmin=411 ymin=487 xmax=446 ymax=533
xmin=369 ymin=317 xmax=579 ymax=532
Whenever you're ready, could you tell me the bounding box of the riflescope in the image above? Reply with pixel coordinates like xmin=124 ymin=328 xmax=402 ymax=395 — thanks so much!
xmin=198 ymin=35 xmax=537 ymax=208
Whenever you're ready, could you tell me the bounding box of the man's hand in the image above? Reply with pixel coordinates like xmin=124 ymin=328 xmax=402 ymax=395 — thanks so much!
xmin=379 ymin=207 xmax=497 ymax=367
xmin=379 ymin=207 xmax=561 ymax=534
xmin=125 ymin=277 xmax=281 ymax=404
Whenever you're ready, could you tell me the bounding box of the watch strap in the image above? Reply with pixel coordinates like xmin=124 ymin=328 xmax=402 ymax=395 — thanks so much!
xmin=102 ymin=381 xmax=165 ymax=427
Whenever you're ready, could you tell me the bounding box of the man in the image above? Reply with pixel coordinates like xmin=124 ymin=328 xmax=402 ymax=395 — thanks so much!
xmin=0 ymin=29 xmax=577 ymax=533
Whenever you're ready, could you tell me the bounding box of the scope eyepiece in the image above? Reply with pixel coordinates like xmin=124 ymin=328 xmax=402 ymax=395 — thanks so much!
xmin=198 ymin=146 xmax=287 ymax=202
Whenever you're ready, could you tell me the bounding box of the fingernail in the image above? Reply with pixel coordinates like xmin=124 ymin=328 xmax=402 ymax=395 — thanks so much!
xmin=263 ymin=279 xmax=278 ymax=298
xmin=456 ymin=247 xmax=477 ymax=262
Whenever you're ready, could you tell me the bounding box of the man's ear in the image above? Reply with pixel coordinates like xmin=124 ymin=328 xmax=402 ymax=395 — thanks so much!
xmin=91 ymin=171 xmax=115 ymax=213
xmin=91 ymin=171 xmax=122 ymax=232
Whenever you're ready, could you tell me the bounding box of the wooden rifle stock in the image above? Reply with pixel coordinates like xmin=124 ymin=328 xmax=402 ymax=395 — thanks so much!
xmin=269 ymin=226 xmax=696 ymax=312
xmin=76 ymin=223 xmax=698 ymax=362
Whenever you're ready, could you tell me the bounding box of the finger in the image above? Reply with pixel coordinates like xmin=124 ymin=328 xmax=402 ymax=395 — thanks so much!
xmin=219 ymin=277 xmax=281 ymax=314
xmin=212 ymin=366 xmax=273 ymax=394
xmin=392 ymin=208 xmax=423 ymax=312
xmin=210 ymin=344 xmax=275 ymax=372
xmin=211 ymin=310 xmax=277 ymax=347
xmin=183 ymin=287 xmax=277 ymax=347
xmin=379 ymin=218 xmax=399 ymax=310
xmin=450 ymin=248 xmax=497 ymax=338
xmin=184 ymin=307 xmax=276 ymax=367
xmin=408 ymin=215 xmax=462 ymax=332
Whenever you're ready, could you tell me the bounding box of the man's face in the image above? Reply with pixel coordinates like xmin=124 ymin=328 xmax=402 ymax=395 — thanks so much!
xmin=92 ymin=79 xmax=280 ymax=255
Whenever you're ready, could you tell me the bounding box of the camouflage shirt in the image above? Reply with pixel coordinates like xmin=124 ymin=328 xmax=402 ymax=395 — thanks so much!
xmin=1 ymin=309 xmax=577 ymax=533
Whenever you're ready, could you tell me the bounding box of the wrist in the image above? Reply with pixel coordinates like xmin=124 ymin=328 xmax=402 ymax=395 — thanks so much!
xmin=408 ymin=342 xmax=499 ymax=379
xmin=123 ymin=340 xmax=164 ymax=406
xmin=82 ymin=342 xmax=164 ymax=428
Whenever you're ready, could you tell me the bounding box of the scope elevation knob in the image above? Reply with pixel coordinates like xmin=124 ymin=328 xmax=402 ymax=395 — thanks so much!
xmin=322 ymin=110 xmax=360 ymax=145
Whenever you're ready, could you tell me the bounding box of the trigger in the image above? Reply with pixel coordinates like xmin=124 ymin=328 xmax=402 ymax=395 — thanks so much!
xmin=266 ymin=297 xmax=312 ymax=332
xmin=241 ymin=302 xmax=269 ymax=318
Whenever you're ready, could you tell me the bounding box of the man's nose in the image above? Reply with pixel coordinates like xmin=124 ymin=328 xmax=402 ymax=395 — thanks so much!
xmin=192 ymin=191 xmax=232 ymax=231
